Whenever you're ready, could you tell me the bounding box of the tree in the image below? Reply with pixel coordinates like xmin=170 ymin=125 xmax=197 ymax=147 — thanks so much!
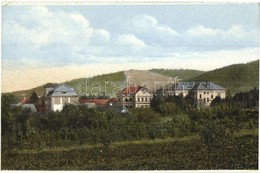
xmin=28 ymin=91 xmax=39 ymax=104
xmin=167 ymin=113 xmax=192 ymax=137
xmin=184 ymin=91 xmax=195 ymax=106
xmin=199 ymin=119 xmax=226 ymax=168
xmin=159 ymin=102 xmax=179 ymax=116
xmin=150 ymin=90 xmax=165 ymax=112
xmin=96 ymin=111 xmax=120 ymax=169
xmin=210 ymin=96 xmax=222 ymax=107
xmin=1 ymin=94 xmax=18 ymax=135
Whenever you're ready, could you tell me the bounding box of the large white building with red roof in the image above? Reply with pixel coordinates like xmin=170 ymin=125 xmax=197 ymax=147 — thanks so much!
xmin=116 ymin=86 xmax=153 ymax=108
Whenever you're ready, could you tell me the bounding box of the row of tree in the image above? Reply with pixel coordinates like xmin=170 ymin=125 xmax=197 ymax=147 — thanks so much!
xmin=2 ymin=93 xmax=258 ymax=150
xmin=151 ymin=88 xmax=259 ymax=114
xmin=1 ymin=88 xmax=258 ymax=168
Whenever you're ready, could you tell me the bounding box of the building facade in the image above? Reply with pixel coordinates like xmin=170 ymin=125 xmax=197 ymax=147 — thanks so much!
xmin=167 ymin=81 xmax=226 ymax=106
xmin=116 ymin=86 xmax=153 ymax=108
xmin=45 ymin=84 xmax=78 ymax=111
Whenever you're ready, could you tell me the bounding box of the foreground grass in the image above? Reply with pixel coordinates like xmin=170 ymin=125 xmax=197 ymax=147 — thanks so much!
xmin=2 ymin=129 xmax=258 ymax=170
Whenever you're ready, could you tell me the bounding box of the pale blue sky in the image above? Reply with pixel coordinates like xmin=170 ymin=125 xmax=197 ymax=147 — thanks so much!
xmin=2 ymin=4 xmax=259 ymax=92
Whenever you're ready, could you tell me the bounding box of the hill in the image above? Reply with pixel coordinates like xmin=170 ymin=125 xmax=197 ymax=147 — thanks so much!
xmin=9 ymin=71 xmax=125 ymax=101
xmin=124 ymin=70 xmax=171 ymax=91
xmin=189 ymin=60 xmax=259 ymax=95
xmin=150 ymin=69 xmax=205 ymax=80
xmin=8 ymin=69 xmax=189 ymax=101
xmin=65 ymin=71 xmax=125 ymax=97
xmin=6 ymin=60 xmax=259 ymax=100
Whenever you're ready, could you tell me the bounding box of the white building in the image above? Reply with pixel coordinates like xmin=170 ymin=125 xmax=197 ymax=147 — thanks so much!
xmin=116 ymin=86 xmax=153 ymax=108
xmin=45 ymin=84 xmax=78 ymax=111
xmin=167 ymin=81 xmax=226 ymax=106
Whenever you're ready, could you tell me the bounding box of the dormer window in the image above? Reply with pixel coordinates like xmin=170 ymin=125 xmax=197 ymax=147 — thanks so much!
xmin=62 ymin=91 xmax=67 ymax=94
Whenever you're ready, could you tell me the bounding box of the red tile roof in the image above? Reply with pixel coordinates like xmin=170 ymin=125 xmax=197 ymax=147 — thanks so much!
xmin=19 ymin=97 xmax=29 ymax=105
xmin=109 ymin=98 xmax=118 ymax=103
xmin=80 ymin=99 xmax=110 ymax=105
xmin=120 ymin=86 xmax=143 ymax=95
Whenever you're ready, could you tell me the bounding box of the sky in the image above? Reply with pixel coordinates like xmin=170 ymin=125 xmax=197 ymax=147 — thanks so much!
xmin=1 ymin=3 xmax=259 ymax=92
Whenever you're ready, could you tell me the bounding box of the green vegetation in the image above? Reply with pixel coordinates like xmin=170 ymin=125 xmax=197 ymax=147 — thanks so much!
xmin=2 ymin=131 xmax=257 ymax=170
xmin=1 ymin=88 xmax=258 ymax=170
xmin=11 ymin=86 xmax=45 ymax=103
xmin=190 ymin=60 xmax=259 ymax=95
xmin=150 ymin=69 xmax=205 ymax=80
xmin=66 ymin=71 xmax=125 ymax=97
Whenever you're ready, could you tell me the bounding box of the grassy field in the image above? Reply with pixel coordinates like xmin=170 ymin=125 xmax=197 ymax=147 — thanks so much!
xmin=190 ymin=60 xmax=259 ymax=95
xmin=2 ymin=129 xmax=258 ymax=170
xmin=150 ymin=69 xmax=205 ymax=80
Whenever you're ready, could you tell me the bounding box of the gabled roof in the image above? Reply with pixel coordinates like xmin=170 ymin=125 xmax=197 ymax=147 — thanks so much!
xmin=175 ymin=82 xmax=196 ymax=90
xmin=47 ymin=84 xmax=78 ymax=97
xmin=119 ymin=86 xmax=143 ymax=95
xmin=176 ymin=81 xmax=225 ymax=91
xmin=193 ymin=81 xmax=225 ymax=90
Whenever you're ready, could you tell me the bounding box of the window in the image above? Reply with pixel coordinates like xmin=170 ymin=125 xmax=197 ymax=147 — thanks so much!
xmin=204 ymin=92 xmax=206 ymax=94
xmin=200 ymin=94 xmax=202 ymax=99
xmin=207 ymin=92 xmax=209 ymax=94
xmin=207 ymin=98 xmax=209 ymax=102
xmin=137 ymin=97 xmax=140 ymax=101
xmin=54 ymin=97 xmax=61 ymax=104
xmin=129 ymin=97 xmax=133 ymax=101
xmin=141 ymin=97 xmax=144 ymax=102
xmin=204 ymin=98 xmax=206 ymax=103
xmin=125 ymin=98 xmax=128 ymax=102
xmin=211 ymin=94 xmax=214 ymax=99
xmin=145 ymin=97 xmax=147 ymax=101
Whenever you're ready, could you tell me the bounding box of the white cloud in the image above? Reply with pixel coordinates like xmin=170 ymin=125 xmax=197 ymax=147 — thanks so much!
xmin=131 ymin=15 xmax=157 ymax=28
xmin=118 ymin=34 xmax=146 ymax=48
xmin=90 ymin=29 xmax=111 ymax=44
xmin=123 ymin=15 xmax=179 ymax=48
xmin=2 ymin=6 xmax=115 ymax=56
xmin=186 ymin=24 xmax=255 ymax=40
xmin=131 ymin=15 xmax=178 ymax=36
xmin=186 ymin=25 xmax=221 ymax=37
xmin=225 ymin=25 xmax=251 ymax=40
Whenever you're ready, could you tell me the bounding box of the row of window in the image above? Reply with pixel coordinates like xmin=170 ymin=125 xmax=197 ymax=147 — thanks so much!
xmin=53 ymin=97 xmax=78 ymax=104
xmin=124 ymin=104 xmax=150 ymax=108
xmin=123 ymin=97 xmax=152 ymax=102
xmin=199 ymin=94 xmax=214 ymax=99
xmin=199 ymin=93 xmax=222 ymax=99
xmin=137 ymin=97 xmax=152 ymax=102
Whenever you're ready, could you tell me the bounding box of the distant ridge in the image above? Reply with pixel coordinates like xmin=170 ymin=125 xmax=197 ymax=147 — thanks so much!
xmin=189 ymin=60 xmax=259 ymax=95
xmin=6 ymin=60 xmax=259 ymax=100
xmin=150 ymin=69 xmax=204 ymax=80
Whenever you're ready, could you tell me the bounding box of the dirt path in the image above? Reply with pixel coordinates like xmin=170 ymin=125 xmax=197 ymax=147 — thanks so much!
xmin=124 ymin=70 xmax=173 ymax=91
